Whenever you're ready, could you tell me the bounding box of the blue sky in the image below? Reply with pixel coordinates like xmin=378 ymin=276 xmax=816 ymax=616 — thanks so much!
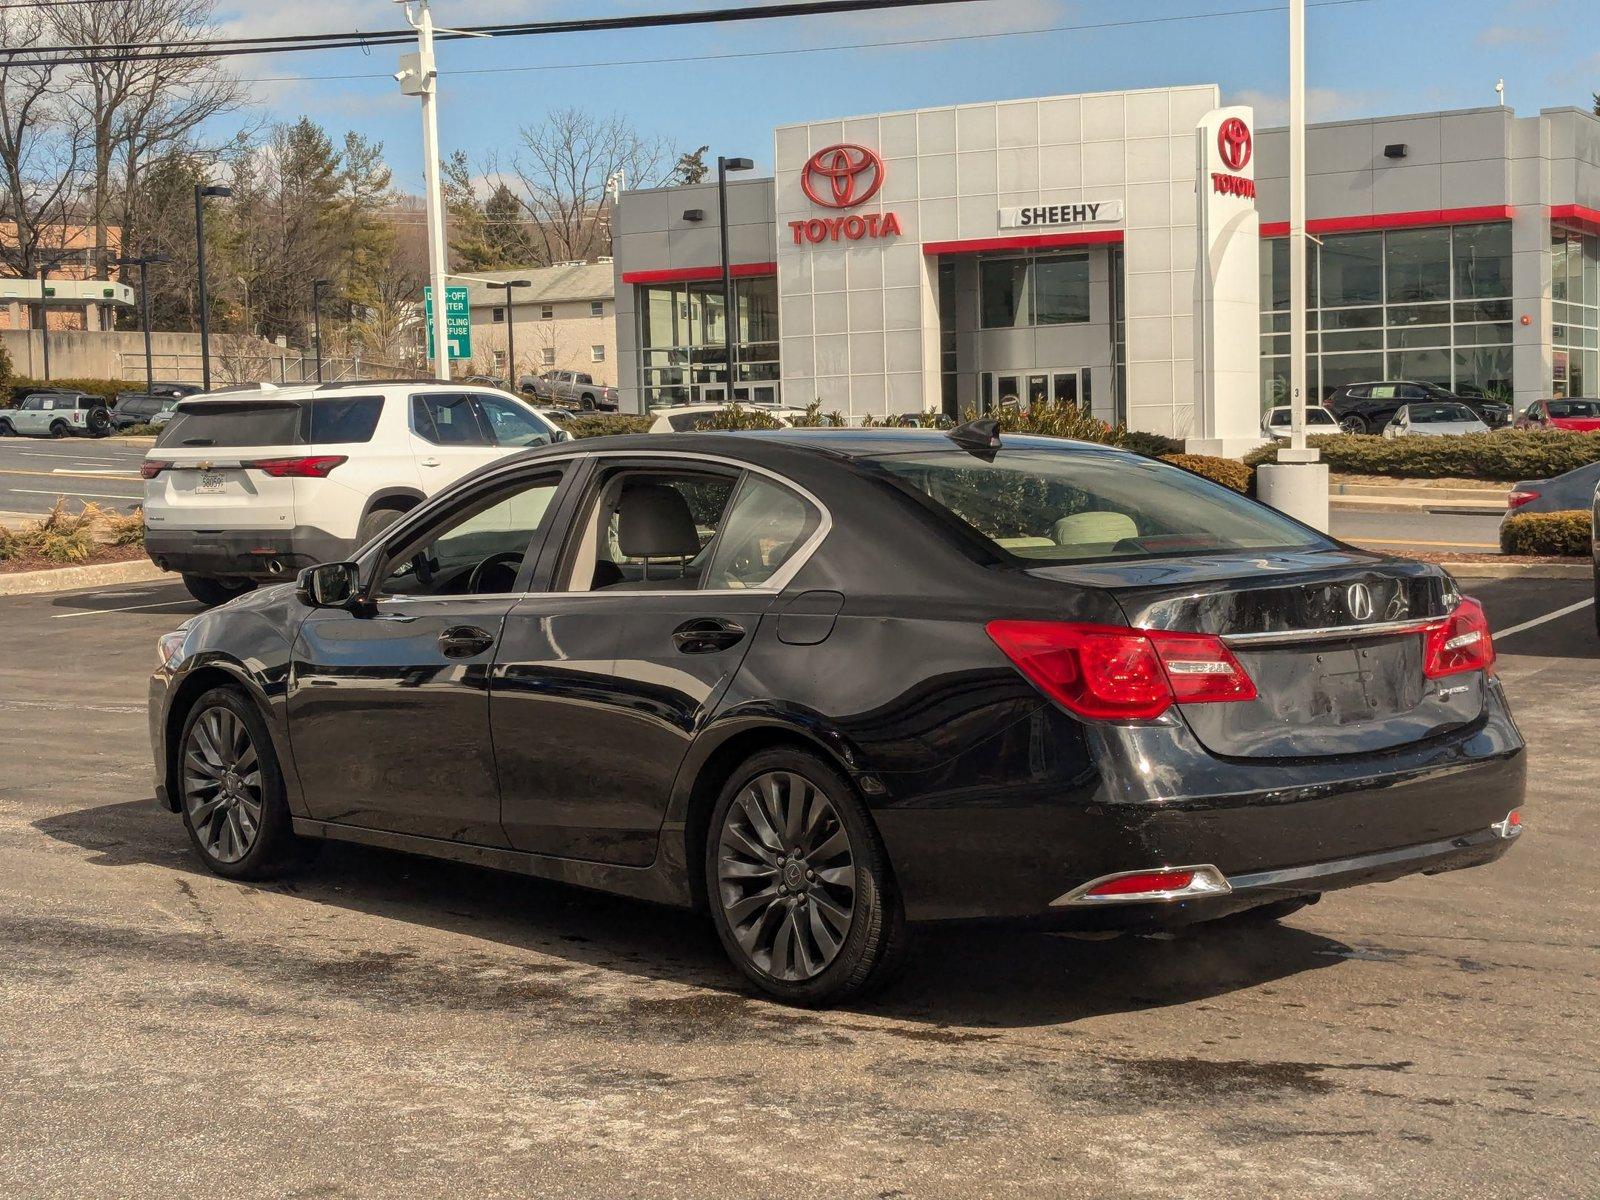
xmin=216 ymin=0 xmax=1600 ymax=195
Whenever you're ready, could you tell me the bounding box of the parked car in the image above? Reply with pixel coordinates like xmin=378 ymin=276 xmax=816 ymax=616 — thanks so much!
xmin=646 ymin=403 xmax=812 ymax=433
xmin=1260 ymin=404 xmax=1339 ymax=440
xmin=141 ymin=380 xmax=567 ymax=606
xmin=148 ymin=423 xmax=1525 ymax=1006
xmin=1513 ymin=398 xmax=1600 ymax=432
xmin=1504 ymin=459 xmax=1600 ymax=520
xmin=1326 ymin=381 xmax=1510 ymax=434
xmin=0 ymin=390 xmax=112 ymax=438
xmin=113 ymin=383 xmax=203 ymax=430
xmin=520 ymin=370 xmax=619 ymax=411
xmin=1382 ymin=402 xmax=1490 ymax=439
xmin=892 ymin=412 xmax=956 ymax=429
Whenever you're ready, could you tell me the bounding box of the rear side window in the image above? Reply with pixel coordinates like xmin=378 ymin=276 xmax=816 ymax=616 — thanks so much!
xmin=704 ymin=475 xmax=819 ymax=589
xmin=156 ymin=403 xmax=303 ymax=448
xmin=875 ymin=449 xmax=1330 ymax=565
xmin=308 ymin=396 xmax=383 ymax=444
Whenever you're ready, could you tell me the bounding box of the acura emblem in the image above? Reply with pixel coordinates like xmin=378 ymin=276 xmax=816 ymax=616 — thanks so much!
xmin=1346 ymin=582 xmax=1375 ymax=621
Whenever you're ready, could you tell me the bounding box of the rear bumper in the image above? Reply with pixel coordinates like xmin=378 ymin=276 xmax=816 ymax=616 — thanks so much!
xmin=144 ymin=524 xmax=354 ymax=581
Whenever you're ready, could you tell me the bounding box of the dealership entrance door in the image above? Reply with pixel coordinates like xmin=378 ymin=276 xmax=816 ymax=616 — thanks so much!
xmin=981 ymin=368 xmax=1086 ymax=413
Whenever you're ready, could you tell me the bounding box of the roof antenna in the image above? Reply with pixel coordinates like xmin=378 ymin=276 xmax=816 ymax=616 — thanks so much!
xmin=947 ymin=417 xmax=1001 ymax=451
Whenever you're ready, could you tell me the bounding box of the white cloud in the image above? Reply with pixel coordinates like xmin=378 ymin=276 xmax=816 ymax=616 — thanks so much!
xmin=1475 ymin=25 xmax=1554 ymax=48
xmin=1228 ymin=87 xmax=1385 ymax=126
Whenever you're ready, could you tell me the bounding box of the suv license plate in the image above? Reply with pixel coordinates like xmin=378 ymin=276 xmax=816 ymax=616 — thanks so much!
xmin=194 ymin=472 xmax=226 ymax=495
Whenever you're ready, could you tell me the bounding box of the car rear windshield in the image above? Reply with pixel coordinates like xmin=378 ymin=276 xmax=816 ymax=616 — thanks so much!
xmin=873 ymin=449 xmax=1329 ymax=564
xmin=1410 ymin=403 xmax=1476 ymax=423
xmin=155 ymin=395 xmax=384 ymax=448
xmin=1548 ymin=399 xmax=1600 ymax=418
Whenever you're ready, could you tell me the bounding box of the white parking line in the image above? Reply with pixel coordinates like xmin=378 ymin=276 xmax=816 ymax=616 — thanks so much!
xmin=54 ymin=468 xmax=139 ymax=477
xmin=11 ymin=487 xmax=143 ymax=500
xmin=1495 ymin=597 xmax=1594 ymax=640
xmin=50 ymin=599 xmax=191 ymax=619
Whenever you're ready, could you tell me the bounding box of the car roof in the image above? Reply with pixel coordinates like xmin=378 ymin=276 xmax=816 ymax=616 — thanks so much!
xmin=568 ymin=427 xmax=1137 ymax=461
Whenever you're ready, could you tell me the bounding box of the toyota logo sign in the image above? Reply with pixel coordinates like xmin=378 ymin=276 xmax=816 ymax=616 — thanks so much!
xmin=801 ymin=144 xmax=885 ymax=209
xmin=1217 ymin=117 xmax=1252 ymax=172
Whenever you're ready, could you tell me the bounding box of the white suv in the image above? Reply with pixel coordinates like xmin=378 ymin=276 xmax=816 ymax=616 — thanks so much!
xmin=142 ymin=381 xmax=568 ymax=605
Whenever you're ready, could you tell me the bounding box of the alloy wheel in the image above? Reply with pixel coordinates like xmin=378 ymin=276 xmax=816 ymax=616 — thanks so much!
xmin=182 ymin=705 xmax=264 ymax=864
xmin=716 ymin=770 xmax=857 ymax=982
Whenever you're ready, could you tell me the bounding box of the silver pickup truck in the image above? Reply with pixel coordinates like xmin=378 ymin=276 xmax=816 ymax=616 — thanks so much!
xmin=518 ymin=370 xmax=619 ymax=412
xmin=0 ymin=390 xmax=113 ymax=438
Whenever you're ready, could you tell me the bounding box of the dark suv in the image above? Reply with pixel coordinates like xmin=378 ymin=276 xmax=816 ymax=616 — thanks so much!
xmin=1326 ymin=381 xmax=1511 ymax=434
xmin=112 ymin=382 xmax=202 ymax=430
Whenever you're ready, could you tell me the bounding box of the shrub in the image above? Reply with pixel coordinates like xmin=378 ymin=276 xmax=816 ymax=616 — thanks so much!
xmin=1 ymin=377 xmax=127 ymax=408
xmin=0 ymin=499 xmax=143 ymax=564
xmin=1160 ymin=453 xmax=1252 ymax=493
xmin=1499 ymin=510 xmax=1589 ymax=557
xmin=986 ymin=402 xmax=1185 ymax=457
xmin=696 ymin=403 xmax=785 ymax=431
xmin=115 ymin=422 xmax=159 ymax=437
xmin=1243 ymin=430 xmax=1600 ymax=482
xmin=564 ymin=413 xmax=653 ymax=438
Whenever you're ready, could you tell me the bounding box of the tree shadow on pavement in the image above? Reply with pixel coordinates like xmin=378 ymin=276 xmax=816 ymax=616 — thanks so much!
xmin=35 ymin=798 xmax=1352 ymax=1032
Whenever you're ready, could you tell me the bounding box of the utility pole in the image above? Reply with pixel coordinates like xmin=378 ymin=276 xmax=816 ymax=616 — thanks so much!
xmin=312 ymin=278 xmax=330 ymax=382
xmin=36 ymin=265 xmax=52 ymax=381
xmin=1288 ymin=0 xmax=1307 ymax=454
xmin=115 ymin=253 xmax=170 ymax=400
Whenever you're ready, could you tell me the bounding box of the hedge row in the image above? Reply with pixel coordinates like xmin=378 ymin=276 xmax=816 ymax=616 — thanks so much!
xmin=564 ymin=413 xmax=653 ymax=438
xmin=1499 ymin=510 xmax=1590 ymax=556
xmin=1160 ymin=453 xmax=1252 ymax=493
xmin=1244 ymin=430 xmax=1600 ymax=482
xmin=0 ymin=377 xmax=128 ymax=408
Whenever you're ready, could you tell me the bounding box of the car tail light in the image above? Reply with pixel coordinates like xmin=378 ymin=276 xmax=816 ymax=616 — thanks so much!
xmin=1505 ymin=490 xmax=1539 ymax=510
xmin=241 ymin=454 xmax=347 ymax=478
xmin=140 ymin=459 xmax=171 ymax=479
xmin=985 ymin=620 xmax=1256 ymax=721
xmin=1422 ymin=596 xmax=1495 ymax=679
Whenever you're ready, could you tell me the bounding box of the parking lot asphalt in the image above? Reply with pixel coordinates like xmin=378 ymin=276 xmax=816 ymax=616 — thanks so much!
xmin=1 ymin=576 xmax=1595 ymax=1198
xmin=0 ymin=436 xmax=146 ymax=518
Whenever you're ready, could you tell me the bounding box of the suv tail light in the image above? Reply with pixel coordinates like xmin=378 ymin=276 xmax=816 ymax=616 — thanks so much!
xmin=140 ymin=459 xmax=171 ymax=479
xmin=241 ymin=454 xmax=347 ymax=478
xmin=985 ymin=620 xmax=1257 ymax=721
xmin=1422 ymin=596 xmax=1495 ymax=679
xmin=1505 ymin=490 xmax=1539 ymax=510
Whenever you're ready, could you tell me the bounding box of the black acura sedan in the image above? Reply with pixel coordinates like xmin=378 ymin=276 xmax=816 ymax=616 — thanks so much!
xmin=149 ymin=424 xmax=1526 ymax=1005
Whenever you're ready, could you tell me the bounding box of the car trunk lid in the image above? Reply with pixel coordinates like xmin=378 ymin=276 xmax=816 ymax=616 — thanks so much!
xmin=1028 ymin=549 xmax=1482 ymax=758
xmin=144 ymin=399 xmax=304 ymax=531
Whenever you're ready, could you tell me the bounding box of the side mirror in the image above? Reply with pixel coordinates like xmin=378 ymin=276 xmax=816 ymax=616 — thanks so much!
xmin=553 ymin=428 xmax=572 ymax=442
xmin=296 ymin=561 xmax=361 ymax=608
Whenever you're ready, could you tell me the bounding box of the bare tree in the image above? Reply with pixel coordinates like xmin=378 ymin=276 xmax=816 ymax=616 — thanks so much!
xmin=47 ymin=0 xmax=246 ymax=278
xmin=0 ymin=8 xmax=88 ymax=278
xmin=499 ymin=109 xmax=672 ymax=265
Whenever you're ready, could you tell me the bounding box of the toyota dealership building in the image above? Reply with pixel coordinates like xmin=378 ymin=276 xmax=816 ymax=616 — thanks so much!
xmin=610 ymin=84 xmax=1600 ymax=446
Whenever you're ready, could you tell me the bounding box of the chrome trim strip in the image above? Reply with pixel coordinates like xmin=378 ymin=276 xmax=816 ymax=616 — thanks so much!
xmin=1221 ymin=618 xmax=1434 ymax=647
xmin=1050 ymin=864 xmax=1232 ymax=907
xmin=1226 ymin=825 xmax=1505 ymax=891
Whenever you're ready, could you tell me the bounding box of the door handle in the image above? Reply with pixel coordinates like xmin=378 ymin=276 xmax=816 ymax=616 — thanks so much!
xmin=439 ymin=625 xmax=495 ymax=658
xmin=672 ymin=617 xmax=746 ymax=654
xmin=419 ymin=457 xmax=441 ymax=468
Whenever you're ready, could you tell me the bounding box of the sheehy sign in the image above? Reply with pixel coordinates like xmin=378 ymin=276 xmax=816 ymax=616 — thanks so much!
xmin=998 ymin=199 xmax=1124 ymax=231
xmin=788 ymin=144 xmax=903 ymax=245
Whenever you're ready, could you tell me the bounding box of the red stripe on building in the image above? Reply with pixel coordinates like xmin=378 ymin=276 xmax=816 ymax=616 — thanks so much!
xmin=1551 ymin=204 xmax=1600 ymax=236
xmin=619 ymin=262 xmax=777 ymax=285
xmin=923 ymin=229 xmax=1126 ymax=256
xmin=1258 ymin=205 xmax=1515 ymax=237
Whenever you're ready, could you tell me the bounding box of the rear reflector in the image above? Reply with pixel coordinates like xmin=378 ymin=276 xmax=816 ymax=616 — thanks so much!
xmin=1505 ymin=490 xmax=1539 ymax=510
xmin=986 ymin=620 xmax=1257 ymax=721
xmin=241 ymin=454 xmax=348 ymax=478
xmin=1053 ymin=864 xmax=1233 ymax=907
xmin=1422 ymin=596 xmax=1495 ymax=679
xmin=140 ymin=459 xmax=170 ymax=480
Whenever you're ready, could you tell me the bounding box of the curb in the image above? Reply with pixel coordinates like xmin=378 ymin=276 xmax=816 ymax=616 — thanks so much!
xmin=1442 ymin=560 xmax=1589 ymax=580
xmin=111 ymin=435 xmax=157 ymax=447
xmin=1330 ymin=495 xmax=1505 ymax=514
xmin=0 ymin=557 xmax=170 ymax=597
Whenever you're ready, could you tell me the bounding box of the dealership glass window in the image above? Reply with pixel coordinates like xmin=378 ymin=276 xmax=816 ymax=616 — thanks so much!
xmin=1110 ymin=246 xmax=1127 ymax=424
xmin=1552 ymin=232 xmax=1599 ymax=397
xmin=1260 ymin=222 xmax=1514 ymax=404
xmin=635 ymin=277 xmax=782 ymax=407
xmin=980 ymin=252 xmax=1090 ymax=329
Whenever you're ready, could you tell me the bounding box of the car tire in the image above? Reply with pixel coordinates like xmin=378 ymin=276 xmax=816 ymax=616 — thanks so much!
xmin=1338 ymin=414 xmax=1369 ymax=435
xmin=182 ymin=573 xmax=256 ymax=607
xmin=705 ymin=747 xmax=909 ymax=1007
xmin=0 ymin=419 xmax=12 ymax=436
xmin=177 ymin=686 xmax=307 ymax=881
xmin=87 ymin=407 xmax=111 ymax=437
xmin=356 ymin=505 xmax=408 ymax=548
xmin=580 ymin=394 xmax=595 ymax=411
xmin=1593 ymin=563 xmax=1600 ymax=639
xmin=49 ymin=420 xmax=69 ymax=438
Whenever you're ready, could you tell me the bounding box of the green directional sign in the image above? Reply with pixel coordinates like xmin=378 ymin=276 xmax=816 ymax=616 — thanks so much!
xmin=423 ymin=285 xmax=471 ymax=361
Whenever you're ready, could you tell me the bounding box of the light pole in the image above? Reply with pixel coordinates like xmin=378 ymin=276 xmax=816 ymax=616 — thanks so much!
xmin=114 ymin=253 xmax=170 ymax=400
xmin=312 ymin=278 xmax=331 ymax=382
xmin=194 ymin=183 xmax=232 ymax=391
xmin=36 ymin=262 xmax=54 ymax=381
xmin=491 ymin=278 xmax=531 ymax=386
xmin=717 ymin=155 xmax=754 ymax=403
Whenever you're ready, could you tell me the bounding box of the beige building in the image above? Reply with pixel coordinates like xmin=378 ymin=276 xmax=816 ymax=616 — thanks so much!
xmin=463 ymin=261 xmax=616 ymax=385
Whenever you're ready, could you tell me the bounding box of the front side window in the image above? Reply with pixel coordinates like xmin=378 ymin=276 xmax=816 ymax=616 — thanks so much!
xmin=475 ymin=393 xmax=553 ymax=447
xmin=411 ymin=394 xmax=490 ymax=446
xmin=377 ymin=472 xmax=563 ymax=598
xmin=875 ymin=449 xmax=1329 ymax=565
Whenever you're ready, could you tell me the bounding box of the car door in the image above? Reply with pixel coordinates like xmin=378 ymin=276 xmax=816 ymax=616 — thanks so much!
xmin=288 ymin=461 xmax=572 ymax=844
xmin=409 ymin=391 xmax=497 ymax=494
xmin=491 ymin=454 xmax=826 ymax=865
xmin=12 ymin=396 xmax=43 ymax=434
